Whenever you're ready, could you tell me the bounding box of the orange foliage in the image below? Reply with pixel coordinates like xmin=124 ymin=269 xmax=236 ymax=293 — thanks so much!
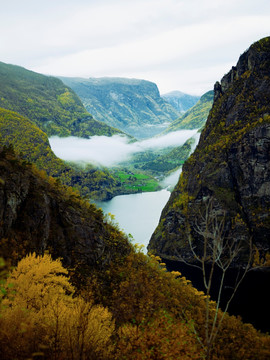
xmin=116 ymin=311 xmax=203 ymax=360
xmin=0 ymin=253 xmax=115 ymax=360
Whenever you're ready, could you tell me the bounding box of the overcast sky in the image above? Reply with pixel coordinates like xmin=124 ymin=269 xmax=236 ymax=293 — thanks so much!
xmin=1 ymin=0 xmax=270 ymax=95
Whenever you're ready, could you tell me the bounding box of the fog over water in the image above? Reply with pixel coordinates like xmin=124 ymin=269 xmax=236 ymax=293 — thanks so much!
xmin=49 ymin=129 xmax=198 ymax=167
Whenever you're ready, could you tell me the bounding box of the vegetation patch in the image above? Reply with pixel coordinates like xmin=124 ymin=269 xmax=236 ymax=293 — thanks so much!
xmin=113 ymin=169 xmax=161 ymax=192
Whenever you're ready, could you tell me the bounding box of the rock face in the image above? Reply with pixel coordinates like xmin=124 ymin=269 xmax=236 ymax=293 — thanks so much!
xmin=0 ymin=146 xmax=131 ymax=269
xmin=148 ymin=37 xmax=270 ymax=264
xmin=161 ymin=90 xmax=200 ymax=113
xmin=59 ymin=77 xmax=180 ymax=139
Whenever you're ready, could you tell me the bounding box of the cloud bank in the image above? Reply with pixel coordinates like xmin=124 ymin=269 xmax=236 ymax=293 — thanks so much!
xmin=49 ymin=129 xmax=198 ymax=167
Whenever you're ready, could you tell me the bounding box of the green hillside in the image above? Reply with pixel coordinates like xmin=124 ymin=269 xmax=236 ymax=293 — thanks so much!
xmin=162 ymin=90 xmax=214 ymax=133
xmin=0 ymin=61 xmax=122 ymax=138
xmin=0 ymin=108 xmax=122 ymax=200
xmin=127 ymin=138 xmax=195 ymax=175
xmin=0 ymin=107 xmax=160 ymax=199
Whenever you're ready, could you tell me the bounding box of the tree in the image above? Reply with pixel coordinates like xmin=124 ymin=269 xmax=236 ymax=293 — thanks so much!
xmin=0 ymin=253 xmax=115 ymax=360
xmin=175 ymin=196 xmax=253 ymax=359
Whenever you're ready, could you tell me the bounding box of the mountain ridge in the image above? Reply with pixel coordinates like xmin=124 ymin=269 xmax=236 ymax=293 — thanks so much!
xmin=0 ymin=61 xmax=123 ymax=138
xmin=59 ymin=76 xmax=180 ymax=139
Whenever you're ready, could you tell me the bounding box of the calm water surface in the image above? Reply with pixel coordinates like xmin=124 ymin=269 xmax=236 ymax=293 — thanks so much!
xmin=96 ymin=189 xmax=171 ymax=251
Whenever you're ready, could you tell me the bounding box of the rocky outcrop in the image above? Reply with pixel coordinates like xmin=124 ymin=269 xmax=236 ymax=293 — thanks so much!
xmin=59 ymin=77 xmax=180 ymax=139
xmin=0 ymin=146 xmax=131 ymax=269
xmin=148 ymin=37 xmax=270 ymax=264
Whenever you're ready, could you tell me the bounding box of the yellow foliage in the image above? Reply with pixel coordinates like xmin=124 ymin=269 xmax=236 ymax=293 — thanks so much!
xmin=0 ymin=253 xmax=115 ymax=360
xmin=116 ymin=311 xmax=203 ymax=360
xmin=253 ymin=247 xmax=270 ymax=267
xmin=3 ymin=252 xmax=74 ymax=311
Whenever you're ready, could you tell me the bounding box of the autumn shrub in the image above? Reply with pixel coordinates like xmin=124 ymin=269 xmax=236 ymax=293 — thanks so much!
xmin=0 ymin=251 xmax=269 ymax=360
xmin=103 ymin=250 xmax=270 ymax=359
xmin=115 ymin=311 xmax=203 ymax=360
xmin=0 ymin=253 xmax=115 ymax=360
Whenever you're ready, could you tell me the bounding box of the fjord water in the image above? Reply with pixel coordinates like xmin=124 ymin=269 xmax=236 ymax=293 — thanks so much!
xmin=96 ymin=189 xmax=171 ymax=252
xmin=96 ymin=167 xmax=184 ymax=251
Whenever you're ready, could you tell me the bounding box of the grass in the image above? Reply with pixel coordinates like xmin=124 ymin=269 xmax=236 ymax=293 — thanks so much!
xmin=114 ymin=169 xmax=160 ymax=193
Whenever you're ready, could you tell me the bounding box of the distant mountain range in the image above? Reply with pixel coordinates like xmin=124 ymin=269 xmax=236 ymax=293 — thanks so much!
xmin=161 ymin=91 xmax=200 ymax=113
xmin=59 ymin=77 xmax=181 ymax=139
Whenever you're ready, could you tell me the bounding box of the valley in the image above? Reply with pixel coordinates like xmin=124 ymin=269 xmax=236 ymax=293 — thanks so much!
xmin=0 ymin=36 xmax=270 ymax=359
xmin=48 ymin=129 xmax=199 ymax=199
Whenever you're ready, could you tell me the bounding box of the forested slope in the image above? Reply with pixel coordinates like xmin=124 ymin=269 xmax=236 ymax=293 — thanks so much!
xmin=0 ymin=108 xmax=122 ymax=200
xmin=0 ymin=144 xmax=269 ymax=359
xmin=162 ymin=90 xmax=213 ymax=133
xmin=0 ymin=61 xmax=123 ymax=137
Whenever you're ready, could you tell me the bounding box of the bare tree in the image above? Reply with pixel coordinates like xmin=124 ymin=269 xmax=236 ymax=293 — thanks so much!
xmin=175 ymin=196 xmax=253 ymax=359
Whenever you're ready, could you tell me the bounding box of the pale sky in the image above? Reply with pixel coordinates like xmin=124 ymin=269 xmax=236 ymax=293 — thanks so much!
xmin=1 ymin=0 xmax=270 ymax=95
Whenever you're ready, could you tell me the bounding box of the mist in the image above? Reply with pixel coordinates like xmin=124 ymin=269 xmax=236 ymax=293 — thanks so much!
xmin=49 ymin=129 xmax=198 ymax=167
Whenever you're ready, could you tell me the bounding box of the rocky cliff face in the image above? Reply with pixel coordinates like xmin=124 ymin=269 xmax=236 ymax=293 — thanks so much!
xmin=59 ymin=77 xmax=180 ymax=139
xmin=0 ymin=146 xmax=131 ymax=270
xmin=148 ymin=37 xmax=270 ymax=264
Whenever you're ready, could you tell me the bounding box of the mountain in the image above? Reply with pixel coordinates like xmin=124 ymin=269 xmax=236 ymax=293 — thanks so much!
xmin=0 ymin=107 xmax=123 ymax=200
xmin=162 ymin=90 xmax=200 ymax=113
xmin=162 ymin=90 xmax=214 ymax=133
xmin=149 ymin=37 xmax=270 ymax=268
xmin=148 ymin=37 xmax=270 ymax=332
xmin=0 ymin=61 xmax=123 ymax=137
xmin=1 ymin=144 xmax=269 ymax=360
xmin=0 ymin=144 xmax=131 ymax=271
xmin=59 ymin=77 xmax=180 ymax=139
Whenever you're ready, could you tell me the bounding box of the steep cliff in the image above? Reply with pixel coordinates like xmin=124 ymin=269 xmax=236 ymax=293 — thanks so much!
xmin=59 ymin=77 xmax=180 ymax=139
xmin=148 ymin=37 xmax=270 ymax=264
xmin=0 ymin=145 xmax=131 ymax=270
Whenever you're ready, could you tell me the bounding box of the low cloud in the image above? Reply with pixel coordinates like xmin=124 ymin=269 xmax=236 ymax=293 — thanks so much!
xmin=49 ymin=129 xmax=198 ymax=167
